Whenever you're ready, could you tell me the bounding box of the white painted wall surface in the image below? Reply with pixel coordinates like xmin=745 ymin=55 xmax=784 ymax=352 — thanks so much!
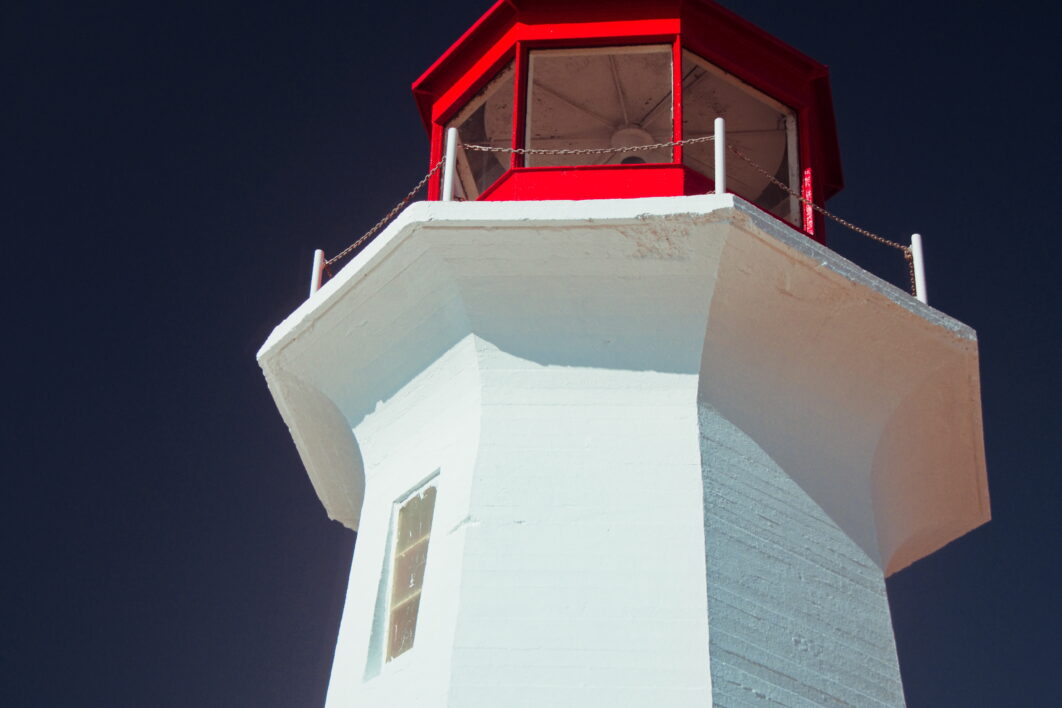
xmin=313 ymin=210 xmax=728 ymax=705
xmin=700 ymin=402 xmax=905 ymax=707
xmin=447 ymin=343 xmax=711 ymax=707
xmin=324 ymin=335 xmax=482 ymax=707
xmin=323 ymin=335 xmax=717 ymax=707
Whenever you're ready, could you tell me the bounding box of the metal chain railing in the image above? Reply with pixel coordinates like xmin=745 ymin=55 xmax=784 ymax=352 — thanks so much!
xmin=322 ymin=136 xmax=916 ymax=297
xmin=725 ymin=144 xmax=917 ymax=295
xmin=324 ymin=157 xmax=446 ymax=271
xmin=464 ymin=135 xmax=715 ymax=157
xmin=323 ymin=139 xmax=702 ymax=272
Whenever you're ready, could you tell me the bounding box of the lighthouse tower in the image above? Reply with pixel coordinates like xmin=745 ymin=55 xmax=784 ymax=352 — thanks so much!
xmin=257 ymin=2 xmax=989 ymax=706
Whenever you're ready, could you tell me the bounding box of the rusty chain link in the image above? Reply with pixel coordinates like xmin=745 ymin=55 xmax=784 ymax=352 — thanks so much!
xmin=464 ymin=135 xmax=714 ymax=156
xmin=324 ymin=157 xmax=446 ymax=269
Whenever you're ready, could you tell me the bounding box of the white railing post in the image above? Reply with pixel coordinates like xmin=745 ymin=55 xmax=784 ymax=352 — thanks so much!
xmin=714 ymin=117 xmax=726 ymax=194
xmin=910 ymin=233 xmax=928 ymax=304
xmin=442 ymin=127 xmax=459 ymax=202
xmin=309 ymin=248 xmax=325 ymax=296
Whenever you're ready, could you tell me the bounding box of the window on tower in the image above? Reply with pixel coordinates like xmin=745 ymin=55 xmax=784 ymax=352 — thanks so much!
xmin=385 ymin=483 xmax=437 ymax=661
xmin=525 ymin=45 xmax=673 ymax=167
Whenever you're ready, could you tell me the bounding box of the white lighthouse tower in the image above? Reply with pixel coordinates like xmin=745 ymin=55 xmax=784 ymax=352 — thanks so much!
xmin=257 ymin=1 xmax=989 ymax=706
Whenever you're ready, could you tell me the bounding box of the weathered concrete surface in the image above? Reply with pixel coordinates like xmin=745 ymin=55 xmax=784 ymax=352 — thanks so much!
xmin=701 ymin=402 xmax=905 ymax=707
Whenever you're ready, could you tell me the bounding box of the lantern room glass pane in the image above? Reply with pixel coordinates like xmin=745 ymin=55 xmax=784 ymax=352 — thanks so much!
xmin=448 ymin=62 xmax=515 ymax=200
xmin=526 ymin=46 xmax=673 ymax=167
xmin=681 ymin=50 xmax=800 ymax=226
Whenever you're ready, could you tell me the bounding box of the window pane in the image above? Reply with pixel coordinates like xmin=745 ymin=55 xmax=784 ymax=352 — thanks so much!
xmin=448 ymin=63 xmax=514 ymax=199
xmin=681 ymin=50 xmax=800 ymax=225
xmin=395 ymin=486 xmax=436 ymax=553
xmin=385 ymin=485 xmax=437 ymax=662
xmin=387 ymin=593 xmax=421 ymax=660
xmin=526 ymin=46 xmax=673 ymax=167
xmin=391 ymin=538 xmax=429 ymax=606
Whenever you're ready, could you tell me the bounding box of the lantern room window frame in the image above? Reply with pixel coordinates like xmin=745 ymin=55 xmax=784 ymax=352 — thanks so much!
xmin=414 ymin=1 xmax=843 ymax=242
xmin=523 ymin=44 xmax=677 ymax=169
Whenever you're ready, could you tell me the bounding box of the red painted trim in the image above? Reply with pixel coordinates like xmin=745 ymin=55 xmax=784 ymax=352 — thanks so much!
xmin=518 ymin=19 xmax=679 ymax=43
xmin=802 ymin=167 xmax=815 ymax=237
xmin=480 ymin=163 xmax=707 ymax=201
xmin=811 ymin=167 xmax=827 ymax=240
xmin=484 ymin=165 xmax=685 ymax=201
xmin=515 ymin=0 xmax=682 ymax=24
xmin=518 ymin=34 xmax=678 ymax=57
xmin=431 ymin=29 xmax=519 ymax=125
xmin=513 ymin=41 xmax=527 ymax=168
xmin=413 ymin=0 xmax=517 ymax=129
xmin=683 ymin=165 xmax=711 ymax=194
xmin=671 ymin=37 xmax=682 ymax=163
xmin=428 ymin=122 xmax=443 ymax=200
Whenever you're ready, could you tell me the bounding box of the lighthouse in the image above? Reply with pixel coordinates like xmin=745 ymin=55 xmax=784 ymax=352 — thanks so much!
xmin=257 ymin=1 xmax=989 ymax=706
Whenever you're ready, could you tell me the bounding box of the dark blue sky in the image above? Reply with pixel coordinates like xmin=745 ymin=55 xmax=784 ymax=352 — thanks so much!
xmin=6 ymin=1 xmax=1060 ymax=706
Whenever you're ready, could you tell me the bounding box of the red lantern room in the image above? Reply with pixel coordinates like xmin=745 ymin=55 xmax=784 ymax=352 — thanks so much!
xmin=413 ymin=0 xmax=843 ymax=241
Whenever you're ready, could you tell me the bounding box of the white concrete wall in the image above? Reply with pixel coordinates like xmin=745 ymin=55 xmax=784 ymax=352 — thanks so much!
xmin=322 ymin=334 xmax=715 ymax=708
xmin=447 ymin=341 xmax=711 ymax=707
xmin=699 ymin=402 xmax=905 ymax=707
xmin=326 ymin=360 xmax=909 ymax=708
xmin=325 ymin=335 xmax=482 ymax=707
